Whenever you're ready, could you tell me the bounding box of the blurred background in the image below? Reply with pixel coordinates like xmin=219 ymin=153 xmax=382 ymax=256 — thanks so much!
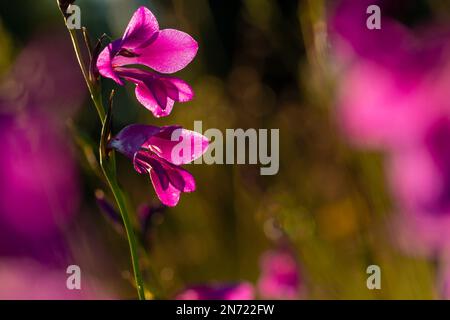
xmin=1 ymin=0 xmax=450 ymax=299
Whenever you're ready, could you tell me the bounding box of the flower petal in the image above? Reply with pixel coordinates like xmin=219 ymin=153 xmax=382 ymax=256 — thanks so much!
xmin=96 ymin=40 xmax=124 ymax=85
xmin=108 ymin=124 xmax=161 ymax=158
xmin=134 ymin=150 xmax=195 ymax=192
xmin=149 ymin=169 xmax=181 ymax=207
xmin=121 ymin=6 xmax=159 ymax=50
xmin=134 ymin=80 xmax=175 ymax=118
xmin=166 ymin=164 xmax=196 ymax=192
xmin=135 ymin=29 xmax=198 ymax=74
xmin=118 ymin=68 xmax=193 ymax=117
xmin=144 ymin=126 xmax=209 ymax=165
xmin=160 ymin=77 xmax=194 ymax=102
xmin=111 ymin=125 xmax=201 ymax=207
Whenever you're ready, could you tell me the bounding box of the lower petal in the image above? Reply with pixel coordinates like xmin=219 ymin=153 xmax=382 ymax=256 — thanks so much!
xmin=149 ymin=169 xmax=181 ymax=207
xmin=167 ymin=165 xmax=196 ymax=192
xmin=118 ymin=68 xmax=193 ymax=117
xmin=161 ymin=77 xmax=194 ymax=102
xmin=135 ymin=81 xmax=175 ymax=118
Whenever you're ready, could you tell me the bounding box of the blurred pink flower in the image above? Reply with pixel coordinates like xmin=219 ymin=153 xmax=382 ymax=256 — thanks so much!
xmin=0 ymin=259 xmax=114 ymax=299
xmin=330 ymin=0 xmax=450 ymax=255
xmin=175 ymin=247 xmax=303 ymax=300
xmin=388 ymin=115 xmax=450 ymax=256
xmin=330 ymin=0 xmax=450 ymax=149
xmin=109 ymin=124 xmax=208 ymax=207
xmin=258 ymin=248 xmax=301 ymax=299
xmin=437 ymin=261 xmax=450 ymax=299
xmin=0 ymin=113 xmax=79 ymax=239
xmin=390 ymin=117 xmax=450 ymax=215
xmin=97 ymin=6 xmax=198 ymax=117
xmin=0 ymin=32 xmax=84 ymax=258
xmin=176 ymin=283 xmax=254 ymax=300
xmin=0 ymin=33 xmax=84 ymax=118
xmin=330 ymin=0 xmax=414 ymax=68
xmin=336 ymin=61 xmax=434 ymax=149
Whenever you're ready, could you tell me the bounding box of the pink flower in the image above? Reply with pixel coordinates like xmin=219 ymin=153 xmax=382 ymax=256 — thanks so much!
xmin=0 ymin=32 xmax=84 ymax=241
xmin=109 ymin=124 xmax=208 ymax=207
xmin=257 ymin=248 xmax=301 ymax=299
xmin=0 ymin=259 xmax=115 ymax=299
xmin=334 ymin=50 xmax=450 ymax=150
xmin=97 ymin=6 xmax=198 ymax=117
xmin=0 ymin=113 xmax=79 ymax=239
xmin=330 ymin=0 xmax=450 ymax=255
xmin=176 ymin=283 xmax=255 ymax=300
xmin=388 ymin=115 xmax=450 ymax=256
xmin=330 ymin=0 xmax=414 ymax=68
xmin=437 ymin=261 xmax=450 ymax=299
xmin=330 ymin=0 xmax=450 ymax=149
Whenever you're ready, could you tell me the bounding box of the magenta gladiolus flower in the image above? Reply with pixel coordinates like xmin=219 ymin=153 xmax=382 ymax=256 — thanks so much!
xmin=330 ymin=0 xmax=450 ymax=255
xmin=109 ymin=124 xmax=208 ymax=207
xmin=258 ymin=248 xmax=301 ymax=299
xmin=390 ymin=117 xmax=450 ymax=216
xmin=0 ymin=113 xmax=80 ymax=240
xmin=387 ymin=115 xmax=450 ymax=256
xmin=330 ymin=0 xmax=413 ymax=68
xmin=176 ymin=283 xmax=254 ymax=300
xmin=330 ymin=0 xmax=450 ymax=149
xmin=97 ymin=6 xmax=198 ymax=117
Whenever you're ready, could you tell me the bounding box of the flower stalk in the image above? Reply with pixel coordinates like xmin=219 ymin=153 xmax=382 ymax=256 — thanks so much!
xmin=57 ymin=2 xmax=145 ymax=300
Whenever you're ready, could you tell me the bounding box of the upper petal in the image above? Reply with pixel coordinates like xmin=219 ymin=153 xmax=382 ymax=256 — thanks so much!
xmin=108 ymin=124 xmax=161 ymax=158
xmin=144 ymin=126 xmax=209 ymax=165
xmin=121 ymin=6 xmax=159 ymax=50
xmin=135 ymin=29 xmax=198 ymax=74
xmin=96 ymin=40 xmax=124 ymax=85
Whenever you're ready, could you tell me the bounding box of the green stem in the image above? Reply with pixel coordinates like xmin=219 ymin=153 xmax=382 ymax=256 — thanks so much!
xmin=67 ymin=28 xmax=106 ymax=122
xmin=101 ymin=160 xmax=146 ymax=300
xmin=59 ymin=5 xmax=146 ymax=300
